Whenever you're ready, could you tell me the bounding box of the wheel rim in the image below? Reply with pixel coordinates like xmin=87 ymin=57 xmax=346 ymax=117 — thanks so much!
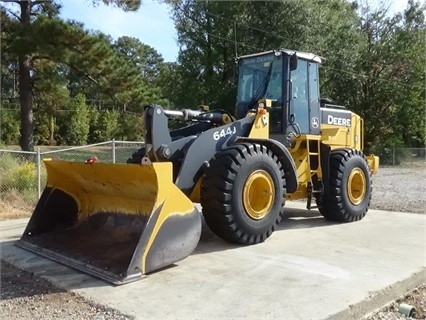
xmin=347 ymin=168 xmax=366 ymax=205
xmin=243 ymin=170 xmax=275 ymax=220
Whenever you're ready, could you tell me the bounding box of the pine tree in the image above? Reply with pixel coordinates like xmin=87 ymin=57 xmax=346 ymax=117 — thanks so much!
xmin=1 ymin=0 xmax=141 ymax=151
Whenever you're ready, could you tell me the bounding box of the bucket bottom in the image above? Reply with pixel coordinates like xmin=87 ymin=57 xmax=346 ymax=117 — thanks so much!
xmin=19 ymin=213 xmax=148 ymax=280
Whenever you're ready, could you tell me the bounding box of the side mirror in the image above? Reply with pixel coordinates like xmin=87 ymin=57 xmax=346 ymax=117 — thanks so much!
xmin=290 ymin=54 xmax=298 ymax=71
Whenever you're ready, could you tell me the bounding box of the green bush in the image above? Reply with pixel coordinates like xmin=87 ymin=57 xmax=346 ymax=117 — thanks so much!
xmin=0 ymin=152 xmax=19 ymax=172
xmin=12 ymin=162 xmax=37 ymax=191
xmin=0 ymin=155 xmax=37 ymax=192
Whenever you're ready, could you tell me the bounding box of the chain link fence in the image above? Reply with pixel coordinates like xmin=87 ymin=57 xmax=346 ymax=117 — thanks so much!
xmin=378 ymin=148 xmax=426 ymax=166
xmin=0 ymin=141 xmax=143 ymax=216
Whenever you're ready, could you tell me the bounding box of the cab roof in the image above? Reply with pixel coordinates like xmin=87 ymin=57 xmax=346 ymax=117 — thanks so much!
xmin=238 ymin=49 xmax=323 ymax=64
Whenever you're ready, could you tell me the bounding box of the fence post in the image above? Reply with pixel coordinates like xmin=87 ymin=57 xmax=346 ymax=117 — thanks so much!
xmin=37 ymin=147 xmax=41 ymax=199
xmin=112 ymin=139 xmax=116 ymax=163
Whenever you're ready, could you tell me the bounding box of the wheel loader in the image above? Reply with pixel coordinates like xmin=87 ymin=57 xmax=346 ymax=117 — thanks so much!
xmin=17 ymin=49 xmax=379 ymax=285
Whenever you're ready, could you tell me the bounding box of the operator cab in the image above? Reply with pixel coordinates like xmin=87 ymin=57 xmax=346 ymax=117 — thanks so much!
xmin=236 ymin=50 xmax=322 ymax=144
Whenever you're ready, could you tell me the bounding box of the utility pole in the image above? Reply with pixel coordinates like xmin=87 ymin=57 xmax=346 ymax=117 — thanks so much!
xmin=234 ymin=21 xmax=238 ymax=59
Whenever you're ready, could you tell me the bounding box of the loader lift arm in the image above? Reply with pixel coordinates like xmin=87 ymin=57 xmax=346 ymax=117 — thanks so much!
xmin=143 ymin=104 xmax=298 ymax=197
xmin=143 ymin=105 xmax=256 ymax=196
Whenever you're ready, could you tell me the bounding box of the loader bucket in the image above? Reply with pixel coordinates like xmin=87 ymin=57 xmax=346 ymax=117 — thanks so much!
xmin=17 ymin=160 xmax=201 ymax=285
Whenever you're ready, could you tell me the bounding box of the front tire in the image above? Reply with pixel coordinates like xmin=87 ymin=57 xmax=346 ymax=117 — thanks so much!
xmin=317 ymin=149 xmax=372 ymax=222
xmin=201 ymin=143 xmax=285 ymax=244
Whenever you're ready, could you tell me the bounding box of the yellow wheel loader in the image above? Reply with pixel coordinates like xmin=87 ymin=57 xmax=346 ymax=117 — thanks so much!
xmin=17 ymin=49 xmax=379 ymax=284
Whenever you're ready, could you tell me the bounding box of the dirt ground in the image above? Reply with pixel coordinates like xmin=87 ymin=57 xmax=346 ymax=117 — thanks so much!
xmin=0 ymin=260 xmax=133 ymax=320
xmin=1 ymin=165 xmax=425 ymax=319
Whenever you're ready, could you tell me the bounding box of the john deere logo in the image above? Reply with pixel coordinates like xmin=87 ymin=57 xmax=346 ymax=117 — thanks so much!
xmin=327 ymin=115 xmax=351 ymax=127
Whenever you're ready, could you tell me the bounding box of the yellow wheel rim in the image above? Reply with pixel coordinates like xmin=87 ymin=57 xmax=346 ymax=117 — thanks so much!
xmin=347 ymin=168 xmax=366 ymax=205
xmin=243 ymin=170 xmax=275 ymax=220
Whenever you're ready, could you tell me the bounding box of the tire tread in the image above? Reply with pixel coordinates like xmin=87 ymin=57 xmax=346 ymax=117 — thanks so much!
xmin=201 ymin=143 xmax=286 ymax=244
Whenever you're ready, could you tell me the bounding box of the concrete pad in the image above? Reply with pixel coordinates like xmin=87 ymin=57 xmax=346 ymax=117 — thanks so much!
xmin=1 ymin=204 xmax=425 ymax=320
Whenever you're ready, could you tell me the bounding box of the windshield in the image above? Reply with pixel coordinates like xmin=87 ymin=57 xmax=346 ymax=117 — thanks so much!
xmin=237 ymin=54 xmax=283 ymax=112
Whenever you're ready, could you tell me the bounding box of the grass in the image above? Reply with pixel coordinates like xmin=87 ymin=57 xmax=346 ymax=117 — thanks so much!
xmin=0 ymin=189 xmax=34 ymax=220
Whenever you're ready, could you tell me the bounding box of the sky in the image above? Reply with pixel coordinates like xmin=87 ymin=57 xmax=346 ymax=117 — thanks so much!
xmin=59 ymin=0 xmax=409 ymax=63
xmin=59 ymin=0 xmax=178 ymax=62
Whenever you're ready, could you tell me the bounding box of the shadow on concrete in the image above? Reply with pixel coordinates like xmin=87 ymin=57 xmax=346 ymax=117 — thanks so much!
xmin=193 ymin=206 xmax=338 ymax=256
xmin=277 ymin=207 xmax=339 ymax=231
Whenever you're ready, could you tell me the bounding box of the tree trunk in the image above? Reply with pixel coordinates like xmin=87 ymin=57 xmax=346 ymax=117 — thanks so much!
xmin=19 ymin=0 xmax=34 ymax=151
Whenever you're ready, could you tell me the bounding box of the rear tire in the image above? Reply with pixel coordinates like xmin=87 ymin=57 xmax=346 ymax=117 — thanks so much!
xmin=317 ymin=149 xmax=372 ymax=222
xmin=201 ymin=143 xmax=285 ymax=245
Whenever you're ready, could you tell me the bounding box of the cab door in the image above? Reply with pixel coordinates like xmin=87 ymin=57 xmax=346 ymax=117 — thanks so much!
xmin=287 ymin=59 xmax=321 ymax=136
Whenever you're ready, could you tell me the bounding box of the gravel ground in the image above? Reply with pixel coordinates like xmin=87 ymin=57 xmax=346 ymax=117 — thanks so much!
xmin=369 ymin=165 xmax=426 ymax=214
xmin=0 ymin=165 xmax=425 ymax=320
